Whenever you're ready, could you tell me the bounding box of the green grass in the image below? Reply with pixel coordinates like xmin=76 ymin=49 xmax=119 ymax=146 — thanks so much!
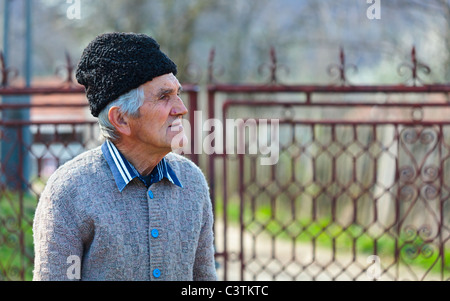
xmin=215 ymin=199 xmax=450 ymax=277
xmin=0 ymin=190 xmax=37 ymax=281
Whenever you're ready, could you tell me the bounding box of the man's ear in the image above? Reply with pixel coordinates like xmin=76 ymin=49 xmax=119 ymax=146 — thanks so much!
xmin=108 ymin=106 xmax=132 ymax=137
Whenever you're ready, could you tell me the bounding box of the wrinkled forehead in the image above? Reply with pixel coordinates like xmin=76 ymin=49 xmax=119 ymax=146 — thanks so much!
xmin=140 ymin=73 xmax=181 ymax=96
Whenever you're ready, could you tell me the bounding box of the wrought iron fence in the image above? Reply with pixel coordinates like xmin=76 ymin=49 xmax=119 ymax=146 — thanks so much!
xmin=206 ymin=46 xmax=450 ymax=280
xmin=0 ymin=119 xmax=98 ymax=280
xmin=0 ymin=47 xmax=449 ymax=281
xmin=212 ymin=102 xmax=450 ymax=281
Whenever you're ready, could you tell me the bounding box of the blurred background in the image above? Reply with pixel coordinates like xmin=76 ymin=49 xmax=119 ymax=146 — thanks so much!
xmin=0 ymin=0 xmax=449 ymax=281
xmin=1 ymin=0 xmax=449 ymax=84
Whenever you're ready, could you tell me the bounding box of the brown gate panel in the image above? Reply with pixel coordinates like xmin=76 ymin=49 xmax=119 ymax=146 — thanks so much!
xmin=212 ymin=93 xmax=450 ymax=281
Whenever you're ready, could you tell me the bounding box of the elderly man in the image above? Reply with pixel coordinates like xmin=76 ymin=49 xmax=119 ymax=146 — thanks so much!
xmin=32 ymin=32 xmax=217 ymax=281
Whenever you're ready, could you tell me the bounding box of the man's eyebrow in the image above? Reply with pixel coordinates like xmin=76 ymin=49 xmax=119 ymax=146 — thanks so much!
xmin=157 ymin=85 xmax=183 ymax=95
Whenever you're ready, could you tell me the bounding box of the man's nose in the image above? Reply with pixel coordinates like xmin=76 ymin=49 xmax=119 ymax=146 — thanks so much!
xmin=171 ymin=96 xmax=188 ymax=116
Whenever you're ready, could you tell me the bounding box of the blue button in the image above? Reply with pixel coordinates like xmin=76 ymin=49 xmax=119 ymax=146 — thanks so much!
xmin=151 ymin=229 xmax=159 ymax=238
xmin=153 ymin=269 xmax=161 ymax=278
xmin=148 ymin=190 xmax=154 ymax=199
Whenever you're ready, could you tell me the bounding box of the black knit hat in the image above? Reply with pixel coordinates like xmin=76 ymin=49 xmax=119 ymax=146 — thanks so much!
xmin=76 ymin=32 xmax=178 ymax=117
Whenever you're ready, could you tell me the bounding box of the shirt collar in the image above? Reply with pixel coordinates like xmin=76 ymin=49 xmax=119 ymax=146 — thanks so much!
xmin=101 ymin=140 xmax=183 ymax=192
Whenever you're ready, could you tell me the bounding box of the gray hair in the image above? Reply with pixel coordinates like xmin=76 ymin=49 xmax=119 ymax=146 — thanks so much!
xmin=97 ymin=86 xmax=146 ymax=142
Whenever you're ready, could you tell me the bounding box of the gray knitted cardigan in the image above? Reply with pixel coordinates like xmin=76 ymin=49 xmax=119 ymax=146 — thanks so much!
xmin=33 ymin=147 xmax=217 ymax=281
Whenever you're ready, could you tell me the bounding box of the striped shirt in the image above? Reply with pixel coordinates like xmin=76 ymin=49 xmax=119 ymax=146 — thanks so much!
xmin=101 ymin=140 xmax=183 ymax=192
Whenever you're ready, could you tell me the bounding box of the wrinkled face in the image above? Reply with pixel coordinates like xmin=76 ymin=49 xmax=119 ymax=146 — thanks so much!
xmin=127 ymin=73 xmax=188 ymax=153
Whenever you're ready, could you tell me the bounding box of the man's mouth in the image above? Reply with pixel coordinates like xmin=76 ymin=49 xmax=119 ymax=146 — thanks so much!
xmin=169 ymin=120 xmax=184 ymax=130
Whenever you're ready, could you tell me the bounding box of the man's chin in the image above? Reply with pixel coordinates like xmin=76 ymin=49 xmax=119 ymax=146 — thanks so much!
xmin=170 ymin=132 xmax=188 ymax=154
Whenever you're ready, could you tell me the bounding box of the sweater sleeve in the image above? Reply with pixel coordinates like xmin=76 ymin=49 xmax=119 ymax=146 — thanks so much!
xmin=32 ymin=175 xmax=84 ymax=281
xmin=193 ymin=173 xmax=218 ymax=281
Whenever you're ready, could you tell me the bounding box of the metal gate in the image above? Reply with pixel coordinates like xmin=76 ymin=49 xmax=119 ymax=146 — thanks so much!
xmin=207 ymin=48 xmax=450 ymax=280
